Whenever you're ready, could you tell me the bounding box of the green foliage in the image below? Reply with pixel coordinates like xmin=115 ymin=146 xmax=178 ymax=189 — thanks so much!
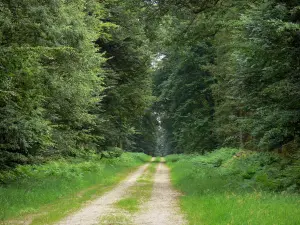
xmin=100 ymin=147 xmax=124 ymax=159
xmin=95 ymin=0 xmax=155 ymax=152
xmin=180 ymin=192 xmax=300 ymax=225
xmin=0 ymin=0 xmax=155 ymax=167
xmin=115 ymin=161 xmax=157 ymax=214
xmin=0 ymin=152 xmax=150 ymax=221
xmin=152 ymin=0 xmax=300 ymax=155
xmin=153 ymin=30 xmax=217 ymax=154
xmin=0 ymin=0 xmax=110 ymax=166
xmin=166 ymin=148 xmax=300 ymax=193
xmin=211 ymin=1 xmax=300 ymax=151
xmin=116 ymin=198 xmax=139 ymax=212
xmin=131 ymin=110 xmax=159 ymax=156
xmin=0 ymin=1 xmax=299 ymax=224
xmin=166 ymin=149 xmax=300 ymax=224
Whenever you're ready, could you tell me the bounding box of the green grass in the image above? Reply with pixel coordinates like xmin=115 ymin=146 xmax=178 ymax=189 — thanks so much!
xmin=98 ymin=161 xmax=157 ymax=224
xmin=115 ymin=161 xmax=157 ymax=213
xmin=153 ymin=157 xmax=161 ymax=163
xmin=166 ymin=148 xmax=300 ymax=225
xmin=98 ymin=213 xmax=131 ymax=225
xmin=115 ymin=197 xmax=139 ymax=212
xmin=181 ymin=192 xmax=300 ymax=225
xmin=0 ymin=152 xmax=151 ymax=224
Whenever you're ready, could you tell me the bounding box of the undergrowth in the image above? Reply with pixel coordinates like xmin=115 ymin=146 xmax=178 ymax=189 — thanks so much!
xmin=0 ymin=152 xmax=150 ymax=223
xmin=166 ymin=148 xmax=300 ymax=225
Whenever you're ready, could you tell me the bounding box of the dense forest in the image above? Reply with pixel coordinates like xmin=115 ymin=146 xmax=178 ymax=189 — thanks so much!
xmin=0 ymin=0 xmax=300 ymax=224
xmin=153 ymin=0 xmax=300 ymax=156
xmin=0 ymin=0 xmax=157 ymax=168
xmin=1 ymin=0 xmax=299 ymax=165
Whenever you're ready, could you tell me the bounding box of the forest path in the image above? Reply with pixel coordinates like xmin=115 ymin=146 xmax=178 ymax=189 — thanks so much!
xmin=133 ymin=158 xmax=187 ymax=225
xmin=56 ymin=161 xmax=151 ymax=225
xmin=56 ymin=157 xmax=186 ymax=225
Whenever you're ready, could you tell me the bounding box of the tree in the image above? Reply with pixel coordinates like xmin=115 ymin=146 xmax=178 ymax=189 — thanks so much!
xmin=213 ymin=1 xmax=300 ymax=151
xmin=95 ymin=0 xmax=155 ymax=152
xmin=0 ymin=0 xmax=107 ymax=166
xmin=152 ymin=0 xmax=300 ymax=155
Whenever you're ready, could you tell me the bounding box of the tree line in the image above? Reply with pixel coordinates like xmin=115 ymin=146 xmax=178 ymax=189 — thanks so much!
xmin=0 ymin=0 xmax=299 ymax=168
xmin=153 ymin=0 xmax=300 ymax=155
xmin=0 ymin=0 xmax=157 ymax=168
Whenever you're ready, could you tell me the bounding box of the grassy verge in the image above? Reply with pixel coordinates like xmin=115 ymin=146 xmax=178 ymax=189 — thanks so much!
xmin=166 ymin=149 xmax=300 ymax=225
xmin=0 ymin=152 xmax=150 ymax=224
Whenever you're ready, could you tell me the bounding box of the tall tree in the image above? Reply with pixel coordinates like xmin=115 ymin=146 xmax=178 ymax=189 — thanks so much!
xmin=152 ymin=0 xmax=300 ymax=154
xmin=0 ymin=0 xmax=107 ymax=166
xmin=213 ymin=1 xmax=300 ymax=151
xmin=95 ymin=0 xmax=155 ymax=152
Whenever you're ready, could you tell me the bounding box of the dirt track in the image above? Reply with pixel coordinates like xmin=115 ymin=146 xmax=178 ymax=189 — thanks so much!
xmin=133 ymin=160 xmax=186 ymax=225
xmin=56 ymin=158 xmax=186 ymax=225
xmin=56 ymin=163 xmax=149 ymax=225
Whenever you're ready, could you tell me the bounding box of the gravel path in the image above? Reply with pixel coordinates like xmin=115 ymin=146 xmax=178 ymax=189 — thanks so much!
xmin=133 ymin=160 xmax=187 ymax=225
xmin=56 ymin=158 xmax=186 ymax=225
xmin=56 ymin=163 xmax=150 ymax=225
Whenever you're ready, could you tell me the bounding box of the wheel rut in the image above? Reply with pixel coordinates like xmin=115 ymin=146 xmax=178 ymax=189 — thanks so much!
xmin=56 ymin=163 xmax=150 ymax=225
xmin=56 ymin=157 xmax=186 ymax=225
xmin=133 ymin=159 xmax=186 ymax=225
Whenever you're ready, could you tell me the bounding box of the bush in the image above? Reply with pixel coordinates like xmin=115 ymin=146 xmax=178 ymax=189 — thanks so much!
xmin=100 ymin=147 xmax=124 ymax=159
xmin=0 ymin=152 xmax=150 ymax=185
xmin=166 ymin=148 xmax=300 ymax=193
xmin=166 ymin=148 xmax=300 ymax=225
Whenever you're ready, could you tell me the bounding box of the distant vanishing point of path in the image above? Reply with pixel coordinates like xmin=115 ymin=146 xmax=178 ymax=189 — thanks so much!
xmin=133 ymin=159 xmax=186 ymax=225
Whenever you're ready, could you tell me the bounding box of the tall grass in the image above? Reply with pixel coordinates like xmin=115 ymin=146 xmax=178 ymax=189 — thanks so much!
xmin=0 ymin=152 xmax=150 ymax=223
xmin=166 ymin=149 xmax=300 ymax=225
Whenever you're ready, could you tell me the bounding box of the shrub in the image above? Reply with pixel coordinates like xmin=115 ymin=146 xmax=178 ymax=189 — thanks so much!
xmin=166 ymin=148 xmax=300 ymax=193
